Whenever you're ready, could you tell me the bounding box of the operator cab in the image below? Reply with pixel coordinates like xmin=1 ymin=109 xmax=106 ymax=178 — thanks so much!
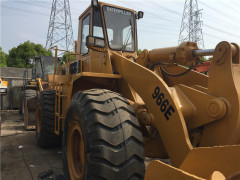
xmin=76 ymin=0 xmax=143 ymax=73
xmin=31 ymin=56 xmax=61 ymax=81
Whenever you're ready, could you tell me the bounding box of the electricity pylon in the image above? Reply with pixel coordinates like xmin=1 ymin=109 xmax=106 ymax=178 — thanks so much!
xmin=178 ymin=0 xmax=205 ymax=49
xmin=45 ymin=0 xmax=74 ymax=53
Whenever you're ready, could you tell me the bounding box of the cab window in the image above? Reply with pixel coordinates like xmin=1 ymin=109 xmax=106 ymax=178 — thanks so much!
xmin=93 ymin=7 xmax=104 ymax=39
xmin=81 ymin=14 xmax=90 ymax=55
xmin=103 ymin=6 xmax=135 ymax=52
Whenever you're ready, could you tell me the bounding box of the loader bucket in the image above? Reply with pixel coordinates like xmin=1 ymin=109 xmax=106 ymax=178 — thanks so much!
xmin=145 ymin=145 xmax=240 ymax=180
xmin=24 ymin=97 xmax=37 ymax=130
xmin=145 ymin=160 xmax=205 ymax=180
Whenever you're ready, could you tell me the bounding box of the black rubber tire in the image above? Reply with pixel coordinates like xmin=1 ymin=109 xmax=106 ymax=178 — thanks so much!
xmin=36 ymin=90 xmax=62 ymax=148
xmin=25 ymin=89 xmax=37 ymax=100
xmin=63 ymin=89 xmax=145 ymax=180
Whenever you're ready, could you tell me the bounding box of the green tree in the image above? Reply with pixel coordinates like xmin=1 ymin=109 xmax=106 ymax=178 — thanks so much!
xmin=138 ymin=49 xmax=142 ymax=55
xmin=62 ymin=52 xmax=75 ymax=64
xmin=7 ymin=41 xmax=52 ymax=68
xmin=0 ymin=47 xmax=7 ymax=67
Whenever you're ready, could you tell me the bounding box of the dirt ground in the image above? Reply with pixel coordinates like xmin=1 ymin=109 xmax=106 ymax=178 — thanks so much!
xmin=1 ymin=110 xmax=162 ymax=180
xmin=1 ymin=111 xmax=63 ymax=180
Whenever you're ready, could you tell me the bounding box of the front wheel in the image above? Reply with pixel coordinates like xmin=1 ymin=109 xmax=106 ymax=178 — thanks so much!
xmin=63 ymin=89 xmax=145 ymax=180
xmin=36 ymin=90 xmax=61 ymax=147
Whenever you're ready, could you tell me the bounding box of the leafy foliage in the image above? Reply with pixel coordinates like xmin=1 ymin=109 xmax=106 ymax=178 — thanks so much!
xmin=138 ymin=49 xmax=142 ymax=55
xmin=7 ymin=41 xmax=52 ymax=68
xmin=0 ymin=47 xmax=7 ymax=67
xmin=62 ymin=52 xmax=75 ymax=64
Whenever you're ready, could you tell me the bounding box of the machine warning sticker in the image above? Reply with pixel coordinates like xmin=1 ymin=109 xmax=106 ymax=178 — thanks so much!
xmin=106 ymin=7 xmax=132 ymax=16
xmin=152 ymin=86 xmax=175 ymax=120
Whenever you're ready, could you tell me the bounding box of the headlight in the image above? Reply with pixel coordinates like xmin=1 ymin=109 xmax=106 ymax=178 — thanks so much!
xmin=87 ymin=36 xmax=95 ymax=46
xmin=95 ymin=38 xmax=105 ymax=47
xmin=86 ymin=36 xmax=105 ymax=48
xmin=0 ymin=88 xmax=7 ymax=93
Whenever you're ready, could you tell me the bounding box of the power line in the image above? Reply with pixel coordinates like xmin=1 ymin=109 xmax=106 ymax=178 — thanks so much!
xmin=120 ymin=1 xmax=180 ymax=21
xmin=218 ymin=1 xmax=240 ymax=14
xmin=140 ymin=24 xmax=177 ymax=31
xmin=204 ymin=32 xmax=227 ymax=42
xmin=232 ymin=0 xmax=240 ymax=7
xmin=34 ymin=0 xmax=85 ymax=15
xmin=15 ymin=1 xmax=52 ymax=9
xmin=199 ymin=1 xmax=240 ymax=26
xmin=204 ymin=24 xmax=239 ymax=38
xmin=151 ymin=1 xmax=182 ymax=16
xmin=1 ymin=4 xmax=49 ymax=16
xmin=7 ymin=1 xmax=81 ymax=15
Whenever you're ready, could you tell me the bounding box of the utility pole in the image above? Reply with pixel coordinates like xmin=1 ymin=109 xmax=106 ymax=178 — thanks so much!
xmin=178 ymin=0 xmax=204 ymax=49
xmin=45 ymin=0 xmax=74 ymax=53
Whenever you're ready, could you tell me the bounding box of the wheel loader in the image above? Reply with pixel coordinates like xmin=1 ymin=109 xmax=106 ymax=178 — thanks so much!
xmin=22 ymin=56 xmax=60 ymax=130
xmin=19 ymin=68 xmax=37 ymax=129
xmin=32 ymin=0 xmax=240 ymax=179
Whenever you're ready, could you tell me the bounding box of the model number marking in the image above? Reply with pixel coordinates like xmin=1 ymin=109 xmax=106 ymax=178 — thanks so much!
xmin=152 ymin=86 xmax=175 ymax=120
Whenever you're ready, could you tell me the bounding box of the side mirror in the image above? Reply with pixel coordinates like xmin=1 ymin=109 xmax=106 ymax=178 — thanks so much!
xmin=137 ymin=11 xmax=144 ymax=19
xmin=28 ymin=58 xmax=34 ymax=64
xmin=86 ymin=35 xmax=105 ymax=48
xmin=91 ymin=0 xmax=98 ymax=7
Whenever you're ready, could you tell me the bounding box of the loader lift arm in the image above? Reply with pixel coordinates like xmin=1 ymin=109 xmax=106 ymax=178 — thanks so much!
xmin=110 ymin=41 xmax=240 ymax=179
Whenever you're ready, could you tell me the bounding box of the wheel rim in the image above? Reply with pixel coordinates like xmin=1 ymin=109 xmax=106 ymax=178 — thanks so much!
xmin=36 ymin=104 xmax=41 ymax=134
xmin=67 ymin=121 xmax=85 ymax=180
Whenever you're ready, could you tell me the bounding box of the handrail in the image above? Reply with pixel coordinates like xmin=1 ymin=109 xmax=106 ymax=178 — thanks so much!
xmin=50 ymin=46 xmax=70 ymax=83
xmin=49 ymin=46 xmax=82 ymax=83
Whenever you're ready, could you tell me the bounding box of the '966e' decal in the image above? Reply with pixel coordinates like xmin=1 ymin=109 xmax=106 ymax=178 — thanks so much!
xmin=152 ymin=86 xmax=175 ymax=120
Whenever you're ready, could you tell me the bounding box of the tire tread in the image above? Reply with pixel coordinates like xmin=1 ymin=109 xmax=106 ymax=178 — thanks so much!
xmin=63 ymin=89 xmax=145 ymax=180
xmin=36 ymin=90 xmax=61 ymax=147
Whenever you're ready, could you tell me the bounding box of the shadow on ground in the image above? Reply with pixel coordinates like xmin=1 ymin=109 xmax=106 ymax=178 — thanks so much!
xmin=1 ymin=111 xmax=63 ymax=180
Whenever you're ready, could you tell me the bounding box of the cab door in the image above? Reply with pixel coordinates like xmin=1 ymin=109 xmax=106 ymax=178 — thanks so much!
xmin=77 ymin=7 xmax=92 ymax=72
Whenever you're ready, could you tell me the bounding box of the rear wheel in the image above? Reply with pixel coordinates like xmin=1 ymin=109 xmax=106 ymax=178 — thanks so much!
xmin=36 ymin=90 xmax=61 ymax=147
xmin=25 ymin=89 xmax=36 ymax=99
xmin=63 ymin=89 xmax=145 ymax=180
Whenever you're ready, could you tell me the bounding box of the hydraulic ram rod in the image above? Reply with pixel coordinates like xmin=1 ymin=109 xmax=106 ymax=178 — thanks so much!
xmin=193 ymin=49 xmax=215 ymax=56
xmin=148 ymin=42 xmax=237 ymax=66
xmin=193 ymin=43 xmax=237 ymax=57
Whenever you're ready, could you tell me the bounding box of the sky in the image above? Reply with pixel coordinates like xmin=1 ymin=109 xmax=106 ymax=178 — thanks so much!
xmin=1 ymin=0 xmax=240 ymax=54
